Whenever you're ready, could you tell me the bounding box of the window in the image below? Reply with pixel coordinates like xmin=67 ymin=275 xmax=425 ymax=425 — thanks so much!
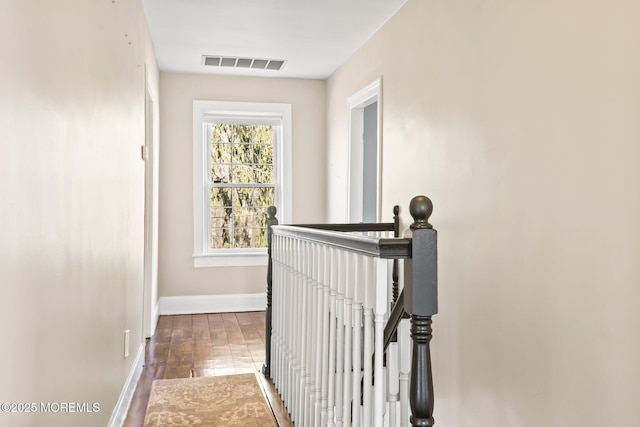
xmin=193 ymin=100 xmax=291 ymax=267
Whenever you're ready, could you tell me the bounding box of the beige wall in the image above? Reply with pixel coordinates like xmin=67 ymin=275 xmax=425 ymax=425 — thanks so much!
xmin=159 ymin=73 xmax=326 ymax=297
xmin=327 ymin=0 xmax=640 ymax=425
xmin=0 ymin=1 xmax=158 ymax=426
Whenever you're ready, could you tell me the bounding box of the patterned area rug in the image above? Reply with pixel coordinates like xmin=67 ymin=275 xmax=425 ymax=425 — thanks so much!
xmin=143 ymin=373 xmax=277 ymax=426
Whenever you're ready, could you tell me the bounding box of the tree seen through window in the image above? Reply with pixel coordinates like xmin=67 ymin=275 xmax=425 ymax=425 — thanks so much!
xmin=208 ymin=123 xmax=275 ymax=249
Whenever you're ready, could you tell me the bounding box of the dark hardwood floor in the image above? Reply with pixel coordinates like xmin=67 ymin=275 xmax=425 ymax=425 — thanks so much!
xmin=123 ymin=312 xmax=292 ymax=427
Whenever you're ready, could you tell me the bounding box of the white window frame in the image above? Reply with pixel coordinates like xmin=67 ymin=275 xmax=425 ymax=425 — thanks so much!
xmin=193 ymin=100 xmax=292 ymax=268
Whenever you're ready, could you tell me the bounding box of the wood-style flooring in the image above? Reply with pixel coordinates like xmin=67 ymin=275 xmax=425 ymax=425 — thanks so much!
xmin=123 ymin=312 xmax=292 ymax=427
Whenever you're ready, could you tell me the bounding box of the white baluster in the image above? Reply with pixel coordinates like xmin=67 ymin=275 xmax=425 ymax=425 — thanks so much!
xmin=373 ymin=258 xmax=389 ymax=427
xmin=342 ymin=252 xmax=354 ymax=427
xmin=296 ymin=241 xmax=309 ymax=425
xmin=276 ymin=234 xmax=285 ymax=397
xmin=320 ymin=244 xmax=330 ymax=426
xmin=298 ymin=238 xmax=305 ymax=422
xmin=287 ymin=236 xmax=296 ymax=416
xmin=303 ymin=240 xmax=313 ymax=426
xmin=270 ymin=233 xmax=278 ymax=389
xmin=327 ymin=247 xmax=338 ymax=426
xmin=297 ymin=239 xmax=308 ymax=423
xmin=362 ymin=308 xmax=374 ymax=426
xmin=351 ymin=255 xmax=363 ymax=427
xmin=312 ymin=244 xmax=325 ymax=427
xmin=362 ymin=256 xmax=374 ymax=427
xmin=335 ymin=250 xmax=345 ymax=427
xmin=279 ymin=235 xmax=289 ymax=403
xmin=289 ymin=235 xmax=297 ymax=414
xmin=293 ymin=237 xmax=300 ymax=420
xmin=305 ymin=243 xmax=314 ymax=426
xmin=291 ymin=238 xmax=300 ymax=419
xmin=387 ymin=342 xmax=399 ymax=427
xmin=281 ymin=234 xmax=289 ymax=410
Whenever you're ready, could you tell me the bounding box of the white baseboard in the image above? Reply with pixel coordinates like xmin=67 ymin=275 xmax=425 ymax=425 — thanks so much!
xmin=158 ymin=293 xmax=266 ymax=315
xmin=108 ymin=343 xmax=145 ymax=427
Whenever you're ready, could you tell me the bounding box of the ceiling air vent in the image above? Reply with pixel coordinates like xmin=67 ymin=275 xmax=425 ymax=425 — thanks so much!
xmin=202 ymin=56 xmax=286 ymax=71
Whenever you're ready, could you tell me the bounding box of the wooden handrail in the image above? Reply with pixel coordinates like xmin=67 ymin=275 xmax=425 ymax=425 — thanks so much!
xmin=294 ymin=222 xmax=395 ymax=232
xmin=271 ymin=224 xmax=411 ymax=259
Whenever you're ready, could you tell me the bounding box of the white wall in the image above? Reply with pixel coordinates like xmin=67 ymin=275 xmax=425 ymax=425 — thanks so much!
xmin=326 ymin=0 xmax=640 ymax=425
xmin=159 ymin=72 xmax=326 ymax=299
xmin=0 ymin=1 xmax=159 ymax=426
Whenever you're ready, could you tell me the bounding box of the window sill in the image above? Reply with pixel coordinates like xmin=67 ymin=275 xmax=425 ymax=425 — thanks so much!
xmin=193 ymin=251 xmax=268 ymax=268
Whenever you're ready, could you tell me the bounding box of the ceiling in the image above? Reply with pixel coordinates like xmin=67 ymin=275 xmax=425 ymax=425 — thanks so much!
xmin=142 ymin=0 xmax=408 ymax=80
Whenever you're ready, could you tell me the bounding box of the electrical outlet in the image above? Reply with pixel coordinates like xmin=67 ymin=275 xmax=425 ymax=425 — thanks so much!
xmin=124 ymin=330 xmax=130 ymax=358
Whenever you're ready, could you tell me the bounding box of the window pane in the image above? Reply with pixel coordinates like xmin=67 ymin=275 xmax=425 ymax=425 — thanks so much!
xmin=210 ymin=207 xmax=231 ymax=229
xmin=246 ymin=143 xmax=256 ymax=165
xmin=230 ymin=187 xmax=251 ymax=207
xmin=210 ymin=228 xmax=232 ymax=249
xmin=209 ymin=185 xmax=274 ymax=249
xmin=232 ymin=207 xmax=269 ymax=228
xmin=211 ymin=124 xmax=232 ymax=143
xmin=210 ymin=204 xmax=232 ymax=250
xmin=233 ymin=227 xmax=252 ymax=248
xmin=236 ymin=188 xmax=275 ymax=207
xmin=252 ymin=187 xmax=275 ymax=207
xmin=254 ymin=126 xmax=273 ymax=144
xmin=211 ymin=142 xmax=232 ymax=164
xmin=253 ymin=143 xmax=272 ymax=165
xmin=212 ymin=164 xmax=231 ymax=183
xmin=253 ymin=208 xmax=268 ymax=228
xmin=232 ymin=142 xmax=253 ymax=165
xmin=254 ymin=164 xmax=273 ymax=184
xmin=234 ymin=125 xmax=253 ymax=143
xmin=210 ymin=187 xmax=231 ymax=207
xmin=253 ymin=227 xmax=267 ymax=248
xmin=229 ymin=164 xmax=273 ymax=185
xmin=233 ymin=206 xmax=253 ymax=228
xmin=231 ymin=165 xmax=256 ymax=184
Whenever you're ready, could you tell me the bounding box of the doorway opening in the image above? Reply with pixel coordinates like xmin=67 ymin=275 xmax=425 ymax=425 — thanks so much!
xmin=347 ymin=78 xmax=382 ymax=222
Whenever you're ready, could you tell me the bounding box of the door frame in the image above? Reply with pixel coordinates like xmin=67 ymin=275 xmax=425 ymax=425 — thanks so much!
xmin=143 ymin=67 xmax=159 ymax=338
xmin=347 ymin=77 xmax=382 ymax=222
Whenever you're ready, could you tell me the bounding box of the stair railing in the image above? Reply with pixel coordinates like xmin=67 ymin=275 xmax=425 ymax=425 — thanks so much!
xmin=263 ymin=196 xmax=437 ymax=427
xmin=263 ymin=206 xmax=400 ymax=379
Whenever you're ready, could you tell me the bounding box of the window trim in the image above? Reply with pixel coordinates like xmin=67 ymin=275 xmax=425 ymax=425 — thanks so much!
xmin=193 ymin=100 xmax=292 ymax=268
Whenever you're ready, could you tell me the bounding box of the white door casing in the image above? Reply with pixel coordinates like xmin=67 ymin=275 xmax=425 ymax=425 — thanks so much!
xmin=143 ymin=67 xmax=159 ymax=338
xmin=347 ymin=78 xmax=382 ymax=223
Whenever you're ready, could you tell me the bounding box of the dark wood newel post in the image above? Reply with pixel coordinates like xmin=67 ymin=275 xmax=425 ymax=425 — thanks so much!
xmin=405 ymin=196 xmax=437 ymax=426
xmin=262 ymin=205 xmax=278 ymax=379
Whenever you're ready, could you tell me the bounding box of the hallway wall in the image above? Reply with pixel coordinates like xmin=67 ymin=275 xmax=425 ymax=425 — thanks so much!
xmin=326 ymin=0 xmax=640 ymax=425
xmin=0 ymin=1 xmax=159 ymax=426
xmin=158 ymin=72 xmax=326 ymax=299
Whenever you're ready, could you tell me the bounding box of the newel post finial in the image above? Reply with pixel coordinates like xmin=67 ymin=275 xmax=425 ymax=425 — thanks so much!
xmin=266 ymin=206 xmax=277 ymax=244
xmin=409 ymin=195 xmax=433 ymax=230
